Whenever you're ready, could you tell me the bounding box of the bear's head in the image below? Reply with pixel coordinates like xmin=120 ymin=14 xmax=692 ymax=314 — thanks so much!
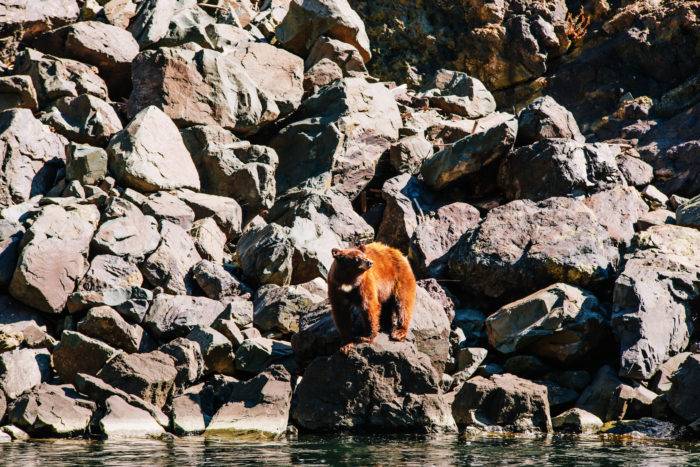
xmin=331 ymin=246 xmax=373 ymax=276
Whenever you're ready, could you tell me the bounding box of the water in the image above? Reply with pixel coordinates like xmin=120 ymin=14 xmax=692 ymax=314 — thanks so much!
xmin=1 ymin=434 xmax=699 ymax=466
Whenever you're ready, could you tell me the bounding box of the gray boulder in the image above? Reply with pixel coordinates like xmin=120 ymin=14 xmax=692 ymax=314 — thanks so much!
xmin=185 ymin=326 xmax=236 ymax=376
xmin=552 ymin=408 xmax=603 ymax=434
xmin=235 ymin=337 xmax=293 ymax=374
xmin=253 ymin=283 xmax=323 ymax=336
xmin=516 ymin=96 xmax=584 ymax=146
xmin=52 ymin=330 xmax=120 ymax=385
xmin=159 ymin=338 xmax=205 ymax=388
xmin=40 ymin=94 xmax=123 ymax=146
xmin=97 ymin=395 xmax=165 ymax=439
xmin=66 ymin=144 xmax=108 ymax=185
xmin=0 ymin=75 xmax=38 ymax=112
xmin=667 ymin=354 xmax=700 ymax=422
xmin=576 ymin=365 xmax=622 ymax=421
xmin=143 ymin=294 xmax=226 ymax=340
xmin=423 ymin=69 xmax=496 ymax=119
xmin=191 ymin=260 xmax=251 ymax=301
xmin=77 ymin=306 xmax=151 ymax=353
xmin=176 ymin=190 xmax=243 ymax=240
xmin=0 ymin=348 xmax=51 ymax=400
xmin=236 ymin=223 xmax=294 ymax=287
xmin=92 ymin=199 xmax=160 ymax=260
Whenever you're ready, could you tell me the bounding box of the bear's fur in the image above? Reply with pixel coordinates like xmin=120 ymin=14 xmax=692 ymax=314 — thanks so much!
xmin=327 ymin=242 xmax=416 ymax=350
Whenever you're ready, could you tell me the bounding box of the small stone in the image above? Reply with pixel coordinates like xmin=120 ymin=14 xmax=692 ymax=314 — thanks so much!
xmin=552 ymin=408 xmax=603 ymax=434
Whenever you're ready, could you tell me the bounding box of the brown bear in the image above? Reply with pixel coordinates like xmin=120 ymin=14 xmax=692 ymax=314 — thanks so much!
xmin=327 ymin=242 xmax=416 ymax=351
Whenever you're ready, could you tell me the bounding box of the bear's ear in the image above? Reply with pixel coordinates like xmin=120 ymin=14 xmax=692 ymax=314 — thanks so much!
xmin=331 ymin=248 xmax=340 ymax=258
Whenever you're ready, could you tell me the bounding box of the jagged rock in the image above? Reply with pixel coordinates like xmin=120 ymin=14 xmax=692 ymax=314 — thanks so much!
xmin=0 ymin=325 xmax=23 ymax=351
xmin=452 ymin=373 xmax=552 ymax=433
xmin=143 ymin=294 xmax=226 ymax=340
xmin=108 ymin=106 xmax=200 ymax=192
xmin=292 ymin=336 xmax=455 ymax=432
xmin=102 ymin=0 xmax=139 ymax=29
xmin=584 ymin=186 xmax=649 ymax=245
xmin=140 ymin=192 xmax=195 ymax=230
xmin=552 ymin=408 xmax=603 ymax=434
xmin=389 ymin=135 xmax=433 ymax=176
xmin=128 ymin=44 xmax=273 ymax=135
xmin=97 ymin=395 xmax=165 ymax=439
xmin=176 ymin=190 xmax=243 ymax=240
xmin=449 ymin=197 xmax=619 ymax=300
xmin=271 ymin=77 xmax=401 ymax=198
xmin=515 ymin=96 xmax=584 ymax=146
xmin=77 ymin=306 xmax=150 ymax=353
xmin=31 ymin=20 xmax=139 ymax=97
xmin=268 ymin=187 xmax=374 ymax=244
xmin=142 ymin=220 xmax=202 ymax=295
xmin=10 ymin=204 xmax=99 ymax=313
xmin=304 ymin=58 xmax=343 ymax=95
xmin=253 ymin=283 xmax=322 ymax=336
xmin=171 ymin=384 xmax=210 ymax=435
xmin=453 ymin=308 xmax=486 ymax=346
xmin=612 ymin=225 xmax=700 ymax=380
xmin=667 ymin=354 xmax=700 ymax=423
xmin=417 ymin=278 xmax=457 ymax=323
xmin=0 ymin=220 xmax=24 ymax=289
xmin=287 ymin=216 xmax=341 ymax=284
xmin=0 ymin=75 xmax=38 ymax=112
xmin=13 ymin=48 xmax=108 ymax=106
xmin=485 ymin=283 xmax=608 ymax=363
xmin=498 ymin=140 xmax=625 ymax=201
xmin=454 ymin=347 xmax=488 ymax=378
xmin=0 ymin=348 xmax=51 ymax=399
xmin=66 ymin=144 xmax=108 ymax=185
xmin=206 ymin=366 xmax=292 ymax=437
xmin=0 ymin=0 xmax=79 ymax=39
xmin=52 ymin=331 xmax=119 ymax=385
xmin=189 ymin=218 xmax=226 ymax=263
xmin=651 ymin=353 xmax=691 ymax=393
xmin=641 ymin=185 xmax=669 ymax=209
xmin=159 ymin=338 xmax=205 ymax=388
xmin=637 ymin=209 xmax=675 ymax=230
xmin=192 ymin=260 xmax=251 ymax=301
xmin=0 ymin=425 xmax=29 ymax=441
xmin=219 ymin=298 xmax=254 ymax=330
xmin=421 ymin=112 xmax=517 ymax=190
xmin=97 ymin=351 xmax=177 ymax=408
xmin=92 ymin=199 xmax=160 ymax=260
xmin=606 ymin=384 xmax=657 ymax=421
xmin=576 ymin=365 xmax=622 ymax=421
xmin=8 ymin=384 xmax=94 ymax=437
xmin=151 ymin=4 xmax=213 ymax=48
xmin=186 ymin=326 xmax=235 ymax=376
xmin=276 ymin=0 xmax=371 ymax=63
xmin=235 ymin=337 xmax=293 ymax=374
xmin=676 ymin=194 xmax=700 ymax=228
xmin=376 ymin=174 xmax=424 ymax=252
xmin=423 ymin=69 xmax=496 ymax=119
xmin=617 ymin=150 xmax=654 ymax=187
xmin=236 ymin=223 xmax=294 ymax=287
xmin=305 ymin=36 xmax=367 ymax=76
xmin=0 ymin=108 xmax=67 ymax=208
xmin=128 ymin=0 xmax=197 ymax=48
xmin=40 ymin=94 xmax=122 ymax=146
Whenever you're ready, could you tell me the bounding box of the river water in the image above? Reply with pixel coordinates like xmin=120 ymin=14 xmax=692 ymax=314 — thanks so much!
xmin=1 ymin=434 xmax=699 ymax=466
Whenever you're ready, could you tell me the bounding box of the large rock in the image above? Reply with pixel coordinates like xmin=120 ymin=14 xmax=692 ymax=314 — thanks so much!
xmin=552 ymin=408 xmax=603 ymax=434
xmin=189 ymin=218 xmax=226 ymax=263
xmin=0 ymin=220 xmax=24 ymax=288
xmin=276 ymin=0 xmax=371 ymax=63
xmin=0 ymin=108 xmax=67 ymax=207
xmin=0 ymin=0 xmax=79 ymax=39
xmin=667 ymin=354 xmax=700 ymax=422
xmin=142 ymin=220 xmax=202 ymax=295
xmin=185 ymin=326 xmax=235 ymax=376
xmin=176 ymin=190 xmax=243 ymax=239
xmin=421 ymin=112 xmax=517 ymax=190
xmin=8 ymin=384 xmax=94 ymax=437
xmin=128 ymin=0 xmax=197 ymax=48
xmin=52 ymin=330 xmax=120 ymax=385
xmin=286 ymin=216 xmax=342 ymax=284
xmin=13 ymin=48 xmax=108 ymax=106
xmin=108 ymin=106 xmax=200 ymax=192
xmin=40 ymin=94 xmax=123 ymax=146
xmin=66 ymin=143 xmax=108 ymax=185
xmin=159 ymin=338 xmax=205 ymax=388
xmin=291 ymin=336 xmax=455 ymax=433
xmin=143 ymin=294 xmax=225 ymax=340
xmin=422 ymin=69 xmax=496 ymax=119
xmin=452 ymin=373 xmax=552 ymax=433
xmin=236 ymin=223 xmax=294 ymax=287
xmin=0 ymin=75 xmax=38 ymax=112
xmin=191 ymin=260 xmax=251 ymax=301
xmin=234 ymin=337 xmax=293 ymax=374
xmin=77 ymin=306 xmax=150 ymax=353
xmin=10 ymin=204 xmax=99 ymax=313
xmin=448 ymin=197 xmax=619 ymax=300
xmin=128 ymin=44 xmax=274 ymax=135
xmin=584 ymin=186 xmax=649 ymax=245
xmin=97 ymin=395 xmax=165 ymax=439
xmin=253 ymin=283 xmax=322 ymax=336
xmin=0 ymin=348 xmax=51 ymax=399
xmin=31 ymin=20 xmax=139 ymax=97
xmin=485 ymin=283 xmax=609 ymax=363
xmin=97 ymin=351 xmax=177 ymax=408
xmin=613 ymin=225 xmax=700 ymax=380
xmin=576 ymin=365 xmax=622 ymax=421
xmin=498 ymin=140 xmax=624 ymax=201
xmin=91 ymin=199 xmax=161 ymax=260
xmin=270 ymin=77 xmax=401 ymax=198
xmin=516 ymin=96 xmax=584 ymax=146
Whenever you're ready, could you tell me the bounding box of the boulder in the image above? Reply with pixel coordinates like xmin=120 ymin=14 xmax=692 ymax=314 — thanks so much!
xmin=0 ymin=75 xmax=38 ymax=112
xmin=52 ymin=331 xmax=120 ymax=385
xmin=97 ymin=351 xmax=177 ymax=408
xmin=185 ymin=326 xmax=236 ymax=376
xmin=0 ymin=325 xmax=23 ymax=352
xmin=189 ymin=218 xmax=227 ymax=263
xmin=0 ymin=0 xmax=79 ymax=39
xmin=551 ymin=408 xmax=603 ymax=434
xmin=92 ymin=199 xmax=161 ymax=260
xmin=13 ymin=48 xmax=108 ymax=106
xmin=423 ymin=69 xmax=496 ymax=119
xmin=140 ymin=192 xmax=195 ymax=230
xmin=485 ymin=283 xmax=609 ymax=363
xmin=617 ymin=150 xmax=653 ymax=187
xmin=66 ymin=144 xmax=108 ymax=185
xmin=452 ymin=373 xmax=552 ymax=433
xmin=676 ymin=194 xmax=700 ymax=228
xmin=143 ymin=294 xmax=226 ymax=340
xmin=637 ymin=209 xmax=676 ymax=230
xmin=97 ymin=395 xmax=165 ymax=439
xmin=612 ymin=225 xmax=700 ymax=380
xmin=304 ymin=58 xmax=343 ymax=96
xmin=287 ymin=217 xmax=342 ymax=284
xmin=253 ymin=283 xmax=322 ymax=336
xmin=448 ymin=197 xmax=619 ymax=300
xmin=270 ymin=77 xmax=401 ymax=198
xmin=31 ymin=21 xmax=139 ymax=97
xmin=236 ymin=223 xmax=294 ymax=287
xmin=8 ymin=384 xmax=94 ymax=437
xmin=159 ymin=338 xmax=205 ymax=388
xmin=0 ymin=425 xmax=29 ymax=441
xmin=498 ymin=140 xmax=625 ymax=201
xmin=40 ymin=94 xmax=123 ymax=146
xmin=421 ymin=112 xmax=517 ymax=190
xmin=276 ymin=0 xmax=371 ymax=62
xmin=219 ymin=298 xmax=254 ymax=330
xmin=192 ymin=260 xmax=251 ymax=301
xmin=292 ymin=336 xmax=455 ymax=433
xmin=416 ymin=278 xmax=458 ymax=323
xmin=601 ymin=418 xmax=687 ymax=440
xmin=142 ymin=220 xmax=202 ymax=295
xmin=77 ymin=306 xmax=150 ymax=353
xmin=667 ymin=354 xmax=700 ymax=423
xmin=0 ymin=220 xmax=24 ymax=289
xmin=127 ymin=0 xmax=197 ymax=48
xmin=0 ymin=348 xmax=51 ymax=400
xmin=108 ymin=106 xmax=200 ymax=192
xmin=651 ymin=352 xmax=691 ymax=393
xmin=606 ymin=383 xmax=657 ymax=421
xmin=10 ymin=204 xmax=99 ymax=313
xmin=584 ymin=186 xmax=649 ymax=245
xmin=305 ymin=36 xmax=367 ymax=76
xmin=235 ymin=337 xmax=293 ymax=374
xmin=389 ymin=135 xmax=434 ymax=176
xmin=515 ymin=96 xmax=584 ymax=146
xmin=576 ymin=365 xmax=622 ymax=421
xmin=0 ymin=108 xmax=67 ymax=208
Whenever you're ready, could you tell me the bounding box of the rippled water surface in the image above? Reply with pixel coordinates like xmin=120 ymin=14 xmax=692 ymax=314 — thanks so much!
xmin=1 ymin=434 xmax=699 ymax=466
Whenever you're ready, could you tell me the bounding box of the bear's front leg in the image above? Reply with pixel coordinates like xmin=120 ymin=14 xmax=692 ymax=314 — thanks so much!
xmin=359 ymin=293 xmax=380 ymax=344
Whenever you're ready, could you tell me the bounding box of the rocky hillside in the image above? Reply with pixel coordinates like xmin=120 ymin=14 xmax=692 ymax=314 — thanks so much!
xmin=0 ymin=0 xmax=698 ymax=441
